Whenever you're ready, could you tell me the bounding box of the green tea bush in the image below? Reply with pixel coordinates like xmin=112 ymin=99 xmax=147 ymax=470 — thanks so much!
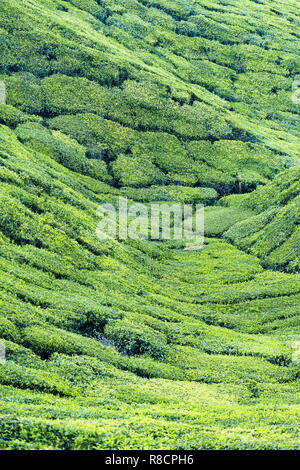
xmin=3 ymin=340 xmax=42 ymax=367
xmin=0 ymin=194 xmax=34 ymax=243
xmin=166 ymin=172 xmax=198 ymax=186
xmin=15 ymin=123 xmax=86 ymax=172
xmin=105 ymin=83 xmax=232 ymax=139
xmin=42 ymin=74 xmax=108 ymax=116
xmin=21 ymin=326 xmax=108 ymax=360
xmin=0 ymin=73 xmax=44 ymax=114
xmin=220 ymin=168 xmax=300 ymax=270
xmin=112 ymin=155 xmax=166 ymax=187
xmin=0 ymin=362 xmax=74 ymax=397
xmin=83 ymin=159 xmax=112 ymax=183
xmin=65 ymin=0 xmax=107 ymax=20
xmin=224 ymin=208 xmax=277 ymax=245
xmin=121 ymin=185 xmax=218 ymax=204
xmin=241 ymin=167 xmax=300 ymax=213
xmin=47 ymin=114 xmax=136 ymax=159
xmin=0 ymin=104 xmax=42 ymax=127
xmin=104 ymin=320 xmax=168 ymax=360
xmin=132 ymin=131 xmax=193 ymax=173
xmin=187 ymin=140 xmax=283 ymax=191
xmin=204 ymin=206 xmax=255 ymax=237
xmin=0 ymin=317 xmax=19 ymax=342
xmin=235 ymin=72 xmax=293 ymax=112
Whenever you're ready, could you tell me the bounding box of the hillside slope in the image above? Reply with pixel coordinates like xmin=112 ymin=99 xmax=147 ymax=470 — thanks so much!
xmin=205 ymin=166 xmax=300 ymax=271
xmin=0 ymin=0 xmax=299 ymax=450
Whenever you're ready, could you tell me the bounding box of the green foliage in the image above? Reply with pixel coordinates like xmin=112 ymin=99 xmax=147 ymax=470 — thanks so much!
xmin=0 ymin=104 xmax=42 ymax=127
xmin=121 ymin=185 xmax=218 ymax=204
xmin=0 ymin=0 xmax=299 ymax=451
xmin=65 ymin=0 xmax=107 ymax=20
xmin=14 ymin=122 xmax=111 ymax=182
xmin=47 ymin=114 xmax=136 ymax=160
xmin=104 ymin=320 xmax=168 ymax=359
xmin=112 ymin=155 xmax=166 ymax=187
xmin=204 ymin=206 xmax=255 ymax=236
xmin=0 ymin=73 xmax=44 ymax=114
xmin=0 ymin=361 xmax=74 ymax=397
xmin=42 ymin=74 xmax=108 ymax=116
xmin=0 ymin=318 xmax=19 ymax=342
xmin=21 ymin=326 xmax=108 ymax=360
xmin=15 ymin=122 xmax=87 ymax=173
xmin=187 ymin=140 xmax=284 ymax=191
xmin=84 ymin=159 xmax=112 ymax=183
xmin=132 ymin=131 xmax=192 ymax=173
xmin=220 ymin=168 xmax=300 ymax=271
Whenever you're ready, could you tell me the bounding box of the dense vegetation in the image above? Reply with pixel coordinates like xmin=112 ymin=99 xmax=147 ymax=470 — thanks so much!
xmin=0 ymin=0 xmax=299 ymax=450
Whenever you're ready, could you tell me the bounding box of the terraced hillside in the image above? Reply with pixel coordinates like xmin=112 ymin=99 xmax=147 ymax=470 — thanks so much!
xmin=0 ymin=0 xmax=299 ymax=450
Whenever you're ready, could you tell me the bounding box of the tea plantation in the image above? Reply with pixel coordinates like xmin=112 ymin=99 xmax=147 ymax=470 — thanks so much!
xmin=0 ymin=0 xmax=299 ymax=450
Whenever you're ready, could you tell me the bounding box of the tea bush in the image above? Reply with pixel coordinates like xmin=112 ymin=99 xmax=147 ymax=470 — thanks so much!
xmin=112 ymin=155 xmax=166 ymax=187
xmin=0 ymin=104 xmax=42 ymax=127
xmin=0 ymin=73 xmax=44 ymax=114
xmin=42 ymin=74 xmax=108 ymax=116
xmin=120 ymin=185 xmax=218 ymax=204
xmin=0 ymin=0 xmax=299 ymax=451
xmin=104 ymin=320 xmax=168 ymax=359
